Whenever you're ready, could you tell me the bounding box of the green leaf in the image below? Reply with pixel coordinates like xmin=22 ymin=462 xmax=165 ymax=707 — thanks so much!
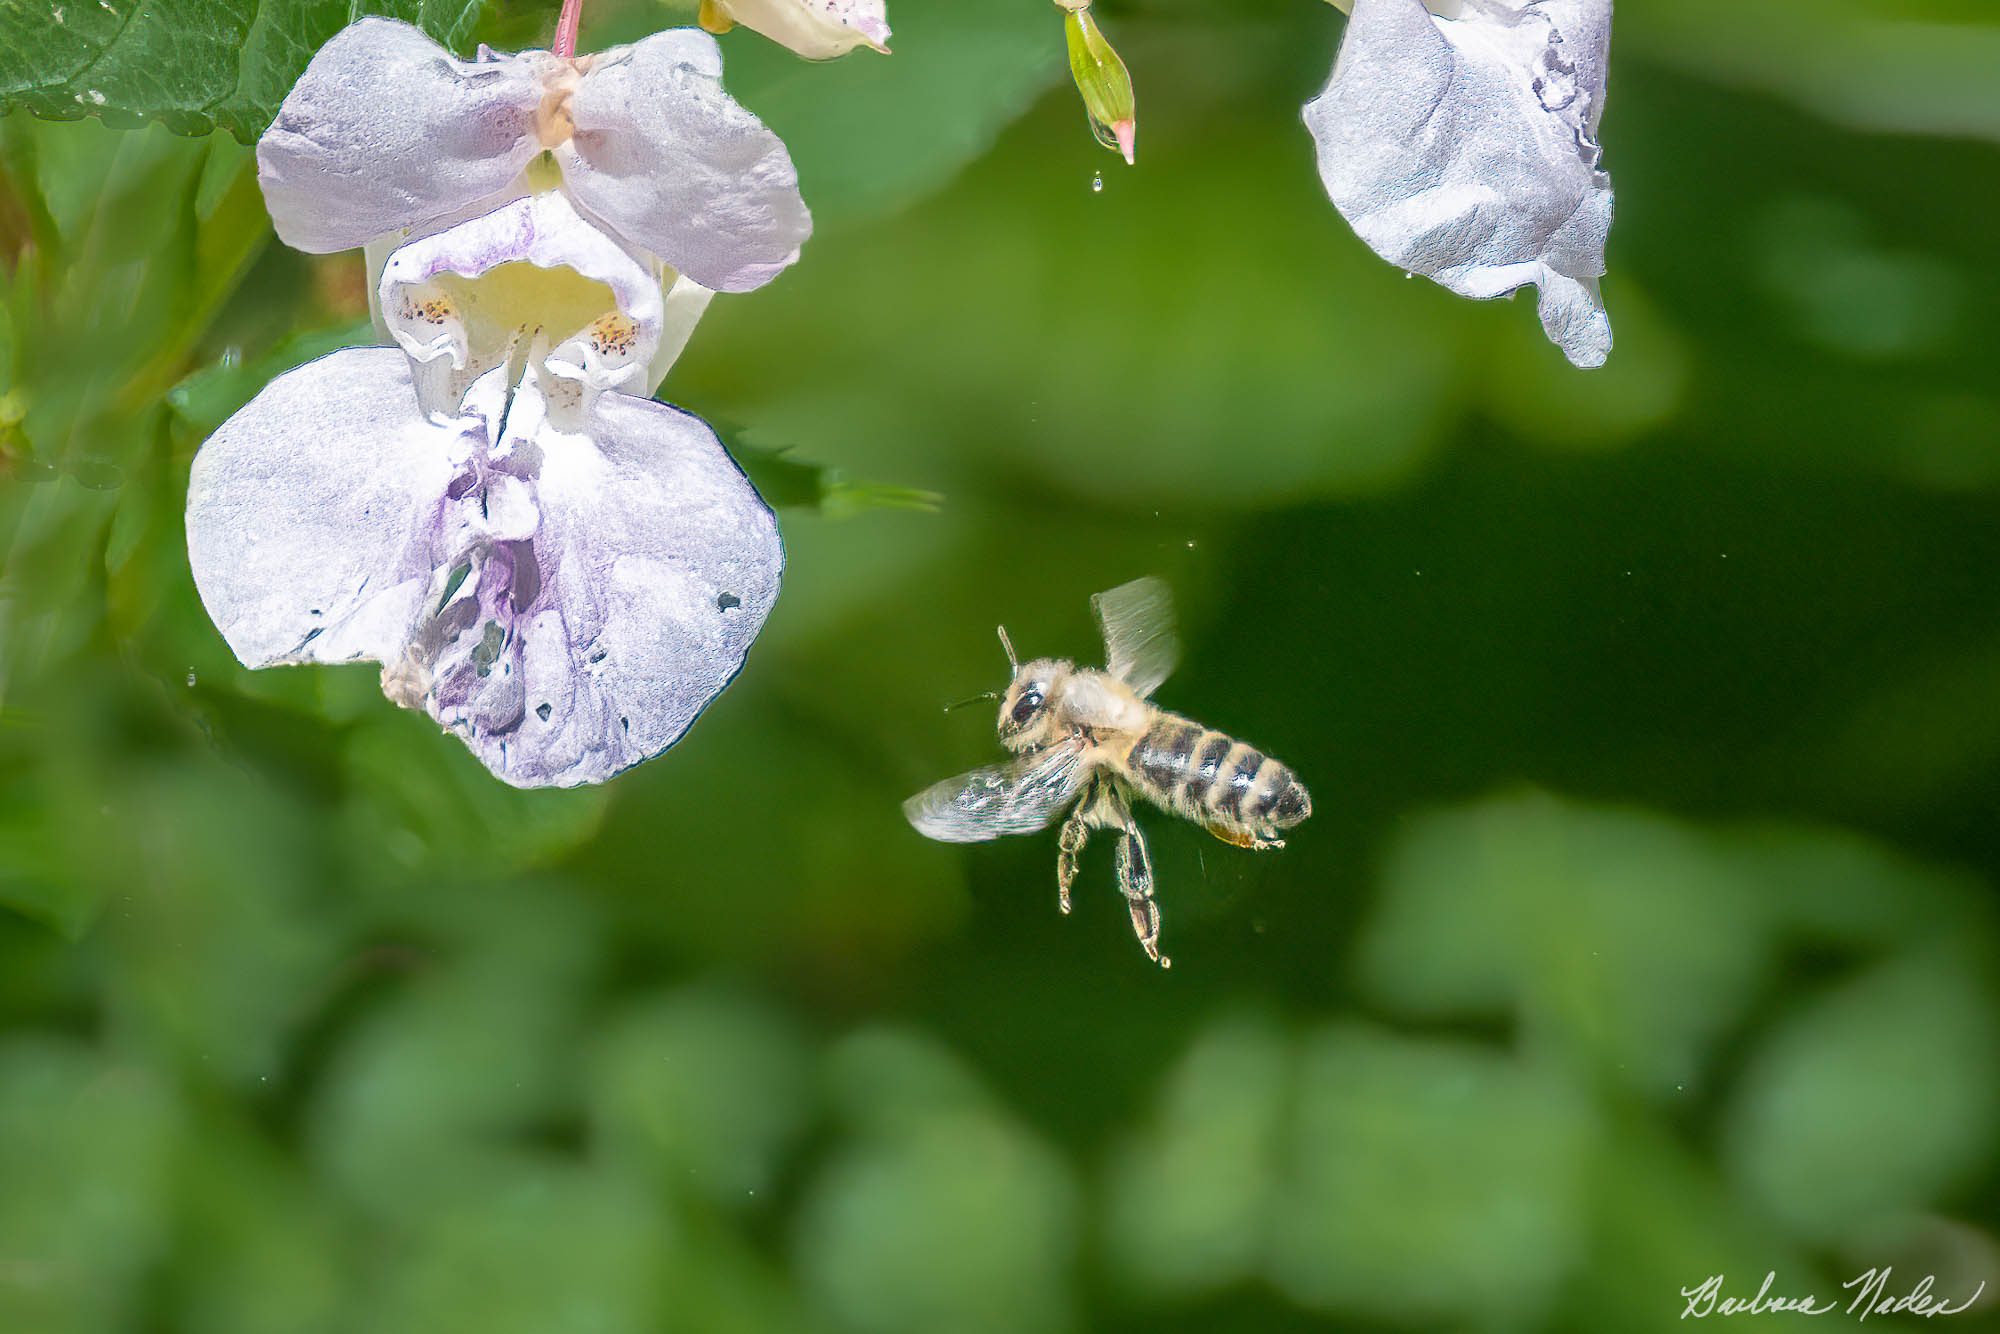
xmin=1267 ymin=1024 xmax=1594 ymax=1328
xmin=354 ymin=1162 xmax=667 ymax=1334
xmin=1358 ymin=792 xmax=1992 ymax=1107
xmin=310 ymin=877 xmax=601 ymax=1217
xmin=0 ymin=1039 xmax=179 ymax=1334
xmin=1723 ymin=946 xmax=2000 ymax=1246
xmin=727 ymin=433 xmax=941 ymax=519
xmin=587 ymin=984 xmax=813 ymax=1205
xmin=1105 ymin=1014 xmax=1294 ymax=1299
xmin=0 ymin=1 xmax=491 ymax=143
xmin=1626 ymin=0 xmax=2000 ymax=144
xmin=708 ymin=416 xmax=939 ymax=517
xmin=797 ymin=1029 xmax=1079 ymax=1334
xmin=1359 ymin=791 xmax=1780 ymax=1100
xmin=166 ymin=1121 xmax=346 ymax=1334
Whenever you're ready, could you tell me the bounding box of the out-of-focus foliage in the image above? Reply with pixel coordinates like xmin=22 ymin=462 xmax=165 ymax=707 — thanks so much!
xmin=4 ymin=0 xmax=2000 ymax=1331
xmin=0 ymin=1 xmax=487 ymax=140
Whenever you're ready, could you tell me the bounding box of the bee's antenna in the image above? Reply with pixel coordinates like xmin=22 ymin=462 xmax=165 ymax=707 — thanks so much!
xmin=944 ymin=691 xmax=1002 ymax=713
xmin=996 ymin=625 xmax=1018 ymax=673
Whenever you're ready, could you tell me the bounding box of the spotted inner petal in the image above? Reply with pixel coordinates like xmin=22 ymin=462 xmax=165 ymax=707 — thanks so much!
xmin=379 ymin=190 xmax=668 ymax=415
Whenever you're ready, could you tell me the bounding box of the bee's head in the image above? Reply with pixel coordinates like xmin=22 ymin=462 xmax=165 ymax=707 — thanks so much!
xmin=992 ymin=627 xmax=1070 ymax=749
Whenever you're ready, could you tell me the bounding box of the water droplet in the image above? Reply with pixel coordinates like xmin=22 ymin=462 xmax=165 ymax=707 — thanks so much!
xmin=1090 ymin=173 xmax=1104 ymax=194
xmin=185 ymin=670 xmax=197 ymax=687
xmin=220 ymin=346 xmax=242 ymax=370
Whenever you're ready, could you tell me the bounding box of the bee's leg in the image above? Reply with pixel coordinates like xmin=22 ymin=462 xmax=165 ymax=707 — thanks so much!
xmin=1056 ymin=796 xmax=1095 ymax=916
xmin=1060 ymin=778 xmax=1120 ymax=913
xmin=1106 ymin=788 xmax=1169 ymax=969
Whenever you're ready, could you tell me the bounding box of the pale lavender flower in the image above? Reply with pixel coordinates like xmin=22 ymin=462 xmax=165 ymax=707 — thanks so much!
xmin=187 ymin=21 xmax=795 ymax=787
xmin=257 ymin=19 xmax=811 ymax=304
xmin=1305 ymin=0 xmax=1616 ymax=368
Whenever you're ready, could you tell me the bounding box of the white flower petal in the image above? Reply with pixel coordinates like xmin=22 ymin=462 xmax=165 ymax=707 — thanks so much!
xmin=559 ymin=30 xmax=812 ymax=293
xmin=1304 ymin=0 xmax=1616 ymax=367
xmin=186 ymin=348 xmax=465 ymax=670
xmin=189 ymin=350 xmax=778 ymax=789
xmin=430 ymin=378 xmax=783 ymax=789
xmin=257 ymin=18 xmax=547 ymax=253
xmin=651 ymin=274 xmax=718 ymax=389
xmin=707 ymin=0 xmax=892 ymax=60
xmin=378 ymin=191 xmax=667 ymax=413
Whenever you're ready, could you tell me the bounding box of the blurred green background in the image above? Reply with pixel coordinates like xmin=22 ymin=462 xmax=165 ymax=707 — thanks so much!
xmin=5 ymin=0 xmax=2000 ymax=1330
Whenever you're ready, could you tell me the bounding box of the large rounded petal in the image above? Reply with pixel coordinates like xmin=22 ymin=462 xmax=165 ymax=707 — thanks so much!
xmin=1304 ymin=0 xmax=1615 ymax=368
xmin=559 ymin=31 xmax=812 ymax=293
xmin=257 ymin=18 xmax=547 ymax=253
xmin=186 ymin=348 xmax=464 ymax=670
xmin=706 ymin=0 xmax=892 ymax=60
xmin=432 ymin=382 xmax=783 ymax=788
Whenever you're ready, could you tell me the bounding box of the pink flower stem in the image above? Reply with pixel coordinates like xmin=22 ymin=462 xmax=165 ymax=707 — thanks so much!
xmin=553 ymin=0 xmax=585 ymax=58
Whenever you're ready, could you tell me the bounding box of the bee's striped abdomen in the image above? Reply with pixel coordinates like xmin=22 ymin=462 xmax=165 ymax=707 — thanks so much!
xmin=1127 ymin=715 xmax=1205 ymax=799
xmin=1125 ymin=715 xmax=1311 ymax=835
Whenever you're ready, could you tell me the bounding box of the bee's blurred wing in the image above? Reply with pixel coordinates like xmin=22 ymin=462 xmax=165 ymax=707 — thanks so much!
xmin=904 ymin=742 xmax=1087 ymax=843
xmin=1094 ymin=576 xmax=1179 ymax=698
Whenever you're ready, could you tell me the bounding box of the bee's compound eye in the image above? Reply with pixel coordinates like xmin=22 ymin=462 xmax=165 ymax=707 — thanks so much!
xmin=1011 ymin=687 xmax=1045 ymax=725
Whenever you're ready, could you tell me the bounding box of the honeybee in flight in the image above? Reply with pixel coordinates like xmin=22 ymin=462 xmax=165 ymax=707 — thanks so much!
xmin=904 ymin=577 xmax=1311 ymax=967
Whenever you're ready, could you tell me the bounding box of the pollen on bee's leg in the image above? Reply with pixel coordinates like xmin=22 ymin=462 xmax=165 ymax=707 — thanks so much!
xmin=1057 ymin=803 xmax=1091 ymax=914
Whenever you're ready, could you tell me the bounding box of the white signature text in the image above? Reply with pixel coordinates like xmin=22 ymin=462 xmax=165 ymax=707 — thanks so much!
xmin=1681 ymin=1269 xmax=1986 ymax=1321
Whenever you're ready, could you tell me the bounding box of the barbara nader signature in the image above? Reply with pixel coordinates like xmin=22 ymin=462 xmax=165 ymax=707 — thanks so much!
xmin=1681 ymin=1269 xmax=1986 ymax=1321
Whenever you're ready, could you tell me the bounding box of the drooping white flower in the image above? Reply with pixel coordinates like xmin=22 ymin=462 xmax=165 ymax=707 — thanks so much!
xmin=186 ymin=344 xmax=782 ymax=789
xmin=697 ymin=0 xmax=891 ymax=61
xmin=186 ymin=19 xmax=803 ymax=788
xmin=1304 ymin=0 xmax=1616 ymax=368
xmin=257 ymin=18 xmax=810 ymax=296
